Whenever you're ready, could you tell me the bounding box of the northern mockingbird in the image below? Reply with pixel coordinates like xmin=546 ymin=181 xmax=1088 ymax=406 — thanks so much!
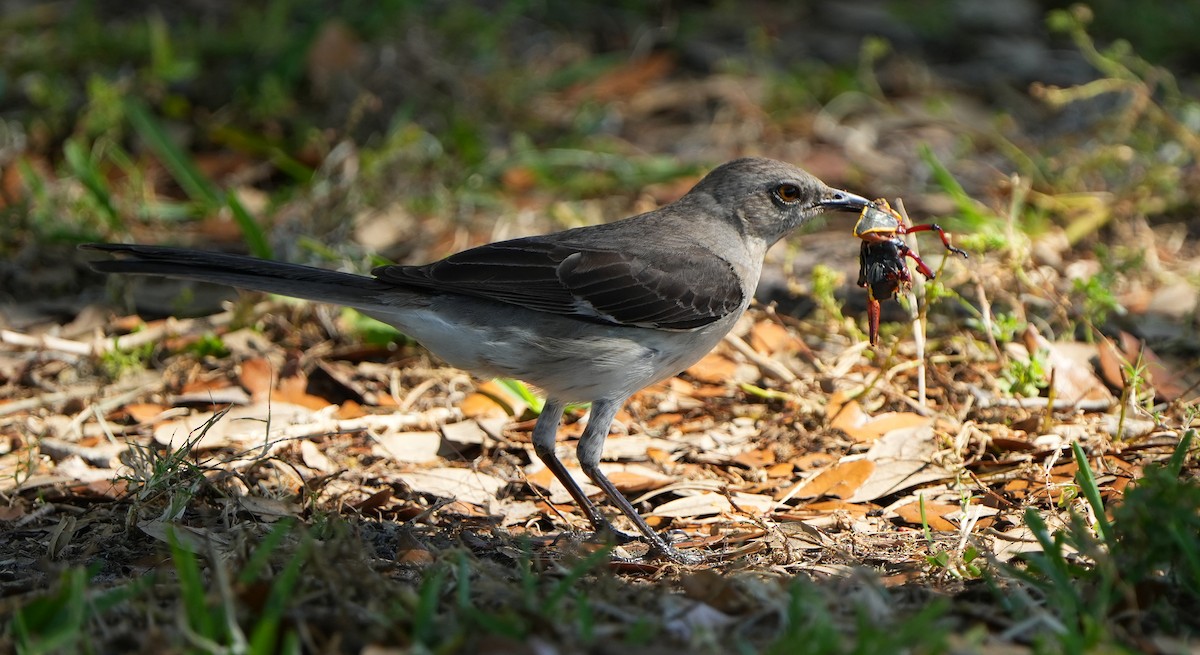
xmin=83 ymin=157 xmax=869 ymax=563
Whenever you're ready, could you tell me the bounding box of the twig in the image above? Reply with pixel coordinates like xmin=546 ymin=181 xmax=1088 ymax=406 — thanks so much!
xmin=723 ymin=332 xmax=796 ymax=382
xmin=894 ymin=198 xmax=927 ymax=408
xmin=1 ymin=330 xmax=90 ymax=356
xmin=0 ymin=372 xmax=162 ymax=417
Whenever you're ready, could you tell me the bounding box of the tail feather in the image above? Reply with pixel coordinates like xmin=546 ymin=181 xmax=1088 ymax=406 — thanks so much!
xmin=81 ymin=244 xmax=400 ymax=311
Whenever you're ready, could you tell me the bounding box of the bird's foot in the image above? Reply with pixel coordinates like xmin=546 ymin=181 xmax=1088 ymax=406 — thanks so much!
xmin=639 ymin=529 xmax=704 ymax=565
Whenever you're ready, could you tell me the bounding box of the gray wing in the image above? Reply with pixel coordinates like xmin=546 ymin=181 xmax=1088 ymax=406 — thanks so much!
xmin=372 ymin=237 xmax=743 ymax=329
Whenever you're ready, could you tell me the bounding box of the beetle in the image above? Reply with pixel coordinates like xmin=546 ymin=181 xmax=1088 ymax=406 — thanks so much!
xmin=854 ymin=198 xmax=968 ymax=345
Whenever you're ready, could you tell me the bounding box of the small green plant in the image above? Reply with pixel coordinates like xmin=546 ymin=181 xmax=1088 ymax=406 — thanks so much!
xmin=12 ymin=565 xmax=147 ymax=654
xmin=99 ymin=338 xmax=156 ymax=379
xmin=185 ymin=332 xmax=230 ymax=359
xmin=921 ymin=495 xmax=985 ymax=580
xmin=12 ymin=567 xmax=89 ymax=654
xmin=966 ymin=310 xmax=1024 ymax=344
xmin=997 ymin=433 xmax=1199 ymax=649
xmin=999 ymin=349 xmax=1049 ymax=398
xmin=1071 ymin=273 xmax=1124 ymax=328
xmin=810 ymin=263 xmax=845 ymax=323
xmin=167 ymin=520 xmax=308 ymax=654
xmin=120 ymin=413 xmax=216 ymax=507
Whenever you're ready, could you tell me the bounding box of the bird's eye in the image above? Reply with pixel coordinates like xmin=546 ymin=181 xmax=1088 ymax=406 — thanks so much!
xmin=774 ymin=183 xmax=802 ymax=203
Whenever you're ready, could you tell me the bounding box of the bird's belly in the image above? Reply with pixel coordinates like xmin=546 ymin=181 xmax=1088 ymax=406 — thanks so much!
xmin=365 ymin=303 xmax=737 ymax=403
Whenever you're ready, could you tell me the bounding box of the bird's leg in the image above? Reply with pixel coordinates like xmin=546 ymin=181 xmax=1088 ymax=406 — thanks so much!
xmin=531 ymin=399 xmax=636 ymax=543
xmin=577 ymin=398 xmax=702 ymax=565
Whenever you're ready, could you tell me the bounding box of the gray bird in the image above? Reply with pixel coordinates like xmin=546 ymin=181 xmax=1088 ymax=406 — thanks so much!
xmin=83 ymin=157 xmax=869 ymax=563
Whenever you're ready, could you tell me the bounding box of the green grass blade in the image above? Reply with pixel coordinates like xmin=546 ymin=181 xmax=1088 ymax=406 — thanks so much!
xmin=414 ymin=565 xmax=448 ymax=647
xmin=918 ymin=144 xmax=989 ymax=226
xmin=12 ymin=567 xmax=88 ymax=654
xmin=124 ymin=98 xmax=219 ymax=206
xmin=1071 ymin=441 xmax=1114 ymax=548
xmin=495 ymin=378 xmax=545 ymax=415
xmin=237 ymin=518 xmax=295 ymax=585
xmin=1167 ymin=429 xmax=1195 ymax=477
xmin=63 ymin=139 xmax=122 ymax=229
xmin=540 ymin=545 xmax=611 ymax=613
xmin=225 ymin=189 xmax=273 ymax=259
xmin=248 ymin=536 xmax=310 ymax=654
xmin=168 ymin=526 xmax=219 ymax=641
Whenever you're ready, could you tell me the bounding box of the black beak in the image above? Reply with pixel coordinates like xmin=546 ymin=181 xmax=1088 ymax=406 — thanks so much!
xmin=818 ymin=189 xmax=871 ymax=213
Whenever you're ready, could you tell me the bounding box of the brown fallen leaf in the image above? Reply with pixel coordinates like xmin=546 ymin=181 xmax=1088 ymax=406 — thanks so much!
xmin=467 ymin=380 xmax=528 ymax=418
xmin=790 ymin=459 xmax=875 ymax=500
xmin=299 ymin=440 xmax=336 ymax=473
xmin=1098 ymin=331 xmax=1189 ymax=402
xmin=275 ymin=373 xmax=335 ymax=410
xmin=153 ymin=402 xmax=317 ymax=450
xmin=124 ymin=402 xmax=168 ymax=424
xmin=238 ymin=496 xmax=300 ymax=520
xmin=239 ymin=357 xmax=275 ymax=401
xmin=892 ymin=500 xmax=959 ymax=531
xmin=685 ymin=353 xmax=740 ymax=384
xmin=827 ymin=390 xmax=933 ymax=443
xmin=336 ymin=400 xmax=367 ymax=420
xmin=604 ymin=464 xmax=674 ymax=493
xmin=399 ymin=468 xmax=507 ymax=506
xmin=749 ymin=320 xmax=802 ymax=355
xmin=352 ymin=488 xmax=393 ymax=513
xmin=1021 ymin=325 xmax=1113 ymax=406
xmin=649 ymin=492 xmax=731 ymax=519
xmin=373 ymin=431 xmax=442 ymax=464
xmin=847 ymin=425 xmax=953 ymax=503
xmin=564 ymin=51 xmax=675 ymax=104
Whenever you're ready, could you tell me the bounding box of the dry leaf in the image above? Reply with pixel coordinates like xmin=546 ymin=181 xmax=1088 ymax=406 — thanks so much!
xmin=792 ymin=459 xmax=875 ymax=499
xmin=847 ymin=425 xmax=953 ymax=503
xmin=650 ymin=492 xmax=731 ymax=519
xmin=275 ymin=374 xmax=334 ymax=410
xmin=306 ymin=20 xmax=365 ymax=97
xmin=173 ymin=386 xmax=251 ymax=406
xmin=829 ymin=393 xmax=932 ymax=443
xmin=441 ymin=420 xmax=489 ymax=446
xmin=892 ymin=500 xmax=959 ymax=531
xmin=139 ymin=519 xmax=231 ymax=554
xmin=685 ymin=353 xmax=740 ymax=384
xmin=470 ymin=380 xmax=529 ymax=417
xmin=373 ymin=431 xmax=442 ymax=463
xmin=727 ymin=492 xmax=776 ymax=515
xmin=400 ymin=468 xmax=507 ymax=506
xmin=153 ymin=402 xmax=316 ymax=450
xmin=565 ymin=51 xmax=675 ymax=104
xmin=1022 ymin=325 xmax=1113 ymax=406
xmin=603 ymin=464 xmax=675 ymax=493
xmin=124 ymin=403 xmax=168 ymax=424
xmin=239 ymin=357 xmax=275 ymax=400
xmin=238 ymin=496 xmax=300 ymax=520
xmin=1098 ymin=331 xmax=1188 ymax=402
xmin=353 ymin=489 xmax=394 ymax=513
xmin=749 ymin=320 xmax=801 ymax=355
xmin=336 ymin=400 xmax=367 ymax=420
xmin=300 ymin=440 xmax=336 ymax=473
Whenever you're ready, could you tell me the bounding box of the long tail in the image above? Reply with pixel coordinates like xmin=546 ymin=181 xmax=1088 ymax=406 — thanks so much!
xmin=81 ymin=243 xmax=400 ymax=311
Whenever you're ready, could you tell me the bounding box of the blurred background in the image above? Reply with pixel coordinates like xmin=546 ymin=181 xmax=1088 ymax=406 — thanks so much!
xmin=1 ymin=0 xmax=1197 ymax=342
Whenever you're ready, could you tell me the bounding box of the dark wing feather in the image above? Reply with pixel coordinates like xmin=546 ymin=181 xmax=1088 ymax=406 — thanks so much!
xmin=372 ymin=237 xmax=743 ymax=329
